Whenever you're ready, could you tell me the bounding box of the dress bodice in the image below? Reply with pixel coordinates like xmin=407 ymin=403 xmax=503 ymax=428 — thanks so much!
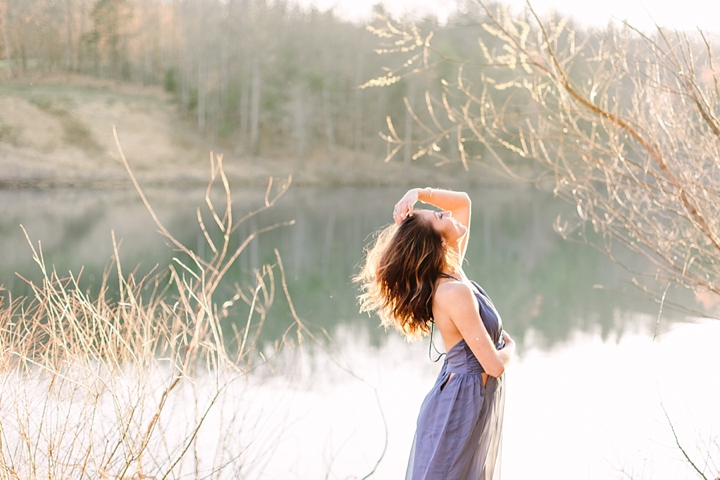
xmin=409 ymin=279 xmax=507 ymax=480
xmin=445 ymin=281 xmax=505 ymax=375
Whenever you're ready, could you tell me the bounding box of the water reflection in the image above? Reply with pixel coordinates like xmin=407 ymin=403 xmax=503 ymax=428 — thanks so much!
xmin=264 ymin=320 xmax=720 ymax=479
xmin=3 ymin=184 xmax=716 ymax=478
xmin=0 ymin=185 xmax=688 ymax=348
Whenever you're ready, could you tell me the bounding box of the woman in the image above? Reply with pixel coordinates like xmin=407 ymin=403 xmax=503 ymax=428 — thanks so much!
xmin=356 ymin=187 xmax=515 ymax=480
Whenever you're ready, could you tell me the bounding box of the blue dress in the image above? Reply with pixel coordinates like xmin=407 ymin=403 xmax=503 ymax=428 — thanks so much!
xmin=406 ymin=281 xmax=506 ymax=480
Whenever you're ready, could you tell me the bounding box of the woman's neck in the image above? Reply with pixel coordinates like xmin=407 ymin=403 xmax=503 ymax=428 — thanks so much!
xmin=440 ymin=267 xmax=464 ymax=280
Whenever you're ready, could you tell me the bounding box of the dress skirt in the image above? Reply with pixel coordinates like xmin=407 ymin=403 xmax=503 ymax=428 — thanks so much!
xmin=405 ymin=340 xmax=505 ymax=480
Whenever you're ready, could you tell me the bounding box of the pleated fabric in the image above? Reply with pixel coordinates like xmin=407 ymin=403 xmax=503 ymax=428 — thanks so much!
xmin=406 ymin=282 xmax=506 ymax=480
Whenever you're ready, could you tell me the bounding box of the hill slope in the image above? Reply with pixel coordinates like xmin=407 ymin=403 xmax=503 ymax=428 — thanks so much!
xmin=0 ymin=75 xmax=481 ymax=189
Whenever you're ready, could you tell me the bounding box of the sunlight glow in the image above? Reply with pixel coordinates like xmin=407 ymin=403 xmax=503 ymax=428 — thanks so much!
xmin=299 ymin=0 xmax=720 ymax=34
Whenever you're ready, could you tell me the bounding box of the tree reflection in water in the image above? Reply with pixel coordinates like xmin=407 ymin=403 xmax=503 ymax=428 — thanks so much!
xmin=0 ymin=184 xmax=691 ymax=351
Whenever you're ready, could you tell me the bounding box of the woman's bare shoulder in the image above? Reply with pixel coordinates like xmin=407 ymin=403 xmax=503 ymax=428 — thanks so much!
xmin=433 ymin=279 xmax=482 ymax=338
xmin=434 ymin=279 xmax=476 ymax=309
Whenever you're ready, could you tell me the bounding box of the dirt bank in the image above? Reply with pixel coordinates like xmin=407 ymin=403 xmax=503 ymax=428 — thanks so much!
xmin=0 ymin=74 xmax=485 ymax=190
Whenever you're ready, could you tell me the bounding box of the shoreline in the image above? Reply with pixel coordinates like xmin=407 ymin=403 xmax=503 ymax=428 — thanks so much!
xmin=0 ymin=75 xmax=522 ymax=191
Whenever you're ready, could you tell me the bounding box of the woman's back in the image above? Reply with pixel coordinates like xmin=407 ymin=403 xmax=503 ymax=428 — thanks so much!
xmin=356 ymin=187 xmax=514 ymax=479
xmin=406 ymin=280 xmax=506 ymax=480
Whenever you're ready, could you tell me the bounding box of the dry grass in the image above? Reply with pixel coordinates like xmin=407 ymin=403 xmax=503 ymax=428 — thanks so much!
xmin=0 ymin=78 xmax=483 ymax=189
xmin=0 ymin=146 xmax=299 ymax=478
xmin=0 ymin=124 xmax=22 ymax=146
xmin=28 ymin=95 xmax=103 ymax=154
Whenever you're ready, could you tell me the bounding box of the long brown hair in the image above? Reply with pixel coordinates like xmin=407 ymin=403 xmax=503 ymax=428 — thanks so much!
xmin=356 ymin=214 xmax=457 ymax=339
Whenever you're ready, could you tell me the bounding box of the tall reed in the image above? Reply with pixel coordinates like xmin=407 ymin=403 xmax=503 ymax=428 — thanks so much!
xmin=0 ymin=146 xmax=296 ymax=479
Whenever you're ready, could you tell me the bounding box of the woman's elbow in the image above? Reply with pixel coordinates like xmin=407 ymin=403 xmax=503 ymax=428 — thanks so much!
xmin=485 ymin=363 xmax=505 ymax=378
xmin=486 ymin=351 xmax=512 ymax=377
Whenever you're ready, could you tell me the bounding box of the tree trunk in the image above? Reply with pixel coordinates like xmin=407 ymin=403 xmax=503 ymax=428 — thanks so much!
xmin=220 ymin=34 xmax=228 ymax=105
xmin=210 ymin=88 xmax=219 ymax=142
xmin=1 ymin=0 xmax=13 ymax=78
xmin=77 ymin=0 xmax=86 ymax=72
xmin=322 ymin=78 xmax=337 ymax=162
xmin=321 ymin=210 xmax=336 ymax=277
xmin=374 ymin=86 xmax=388 ymax=155
xmin=353 ymin=52 xmax=363 ymax=160
xmin=292 ymin=81 xmax=306 ymax=165
xmin=181 ymin=57 xmax=189 ymax=115
xmin=198 ymin=53 xmax=206 ymax=132
xmin=250 ymin=57 xmax=261 ymax=156
xmin=449 ymin=128 xmax=459 ymax=162
xmin=404 ymin=80 xmax=416 ymax=166
xmin=238 ymin=67 xmax=250 ymax=152
xmin=143 ymin=40 xmax=151 ymax=83
xmin=65 ymin=0 xmax=76 ymax=71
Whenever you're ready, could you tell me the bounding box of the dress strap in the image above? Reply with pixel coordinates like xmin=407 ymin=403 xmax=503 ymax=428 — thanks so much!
xmin=438 ymin=272 xmax=461 ymax=281
xmin=430 ymin=273 xmax=461 ymax=362
xmin=470 ymin=280 xmax=496 ymax=307
xmin=428 ymin=322 xmax=446 ymax=363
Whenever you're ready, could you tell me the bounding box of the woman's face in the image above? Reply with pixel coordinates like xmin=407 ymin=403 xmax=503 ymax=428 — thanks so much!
xmin=415 ymin=209 xmax=468 ymax=244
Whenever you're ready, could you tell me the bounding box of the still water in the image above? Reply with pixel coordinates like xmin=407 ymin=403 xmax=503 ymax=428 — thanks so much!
xmin=2 ymin=184 xmax=718 ymax=479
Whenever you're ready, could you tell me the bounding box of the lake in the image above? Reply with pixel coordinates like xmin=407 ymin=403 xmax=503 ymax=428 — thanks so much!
xmin=1 ymin=183 xmax=718 ymax=479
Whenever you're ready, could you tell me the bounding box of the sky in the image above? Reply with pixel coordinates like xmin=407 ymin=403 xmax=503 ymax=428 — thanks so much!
xmin=299 ymin=0 xmax=720 ymax=34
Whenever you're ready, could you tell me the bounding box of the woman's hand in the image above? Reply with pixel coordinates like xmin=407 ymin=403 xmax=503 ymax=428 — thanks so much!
xmin=501 ymin=330 xmax=515 ymax=350
xmin=500 ymin=330 xmax=516 ymax=366
xmin=393 ymin=189 xmax=420 ymax=225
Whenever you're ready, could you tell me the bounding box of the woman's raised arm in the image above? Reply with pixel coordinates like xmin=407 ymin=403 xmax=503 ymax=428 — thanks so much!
xmin=393 ymin=187 xmax=472 ymax=260
xmin=434 ymin=282 xmax=516 ymax=378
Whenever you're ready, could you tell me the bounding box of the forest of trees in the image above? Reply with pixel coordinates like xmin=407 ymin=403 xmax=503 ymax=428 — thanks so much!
xmin=0 ymin=0 xmax=412 ymax=161
xmin=366 ymin=3 xmax=720 ymax=313
xmin=0 ymin=0 xmax=540 ymax=166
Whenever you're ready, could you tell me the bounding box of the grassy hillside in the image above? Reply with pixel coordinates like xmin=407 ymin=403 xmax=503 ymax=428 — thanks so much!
xmin=0 ymin=75 xmax=478 ymax=189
